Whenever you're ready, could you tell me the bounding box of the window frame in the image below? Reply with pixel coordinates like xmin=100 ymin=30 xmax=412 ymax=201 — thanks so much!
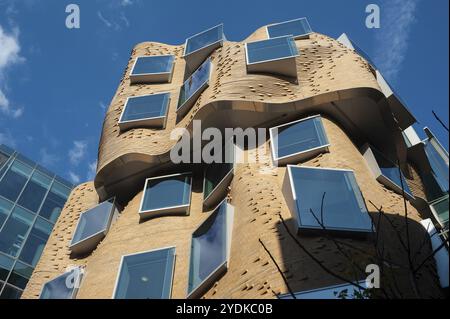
xmin=266 ymin=17 xmax=313 ymax=40
xmin=129 ymin=55 xmax=175 ymax=84
xmin=69 ymin=198 xmax=118 ymax=255
xmin=187 ymin=199 xmax=234 ymax=299
xmin=283 ymin=165 xmax=374 ymax=235
xmin=269 ymin=115 xmax=330 ymax=166
xmin=112 ymin=246 xmax=176 ymax=299
xmin=39 ymin=266 xmax=84 ymax=299
xmin=183 ymin=24 xmax=225 ymax=58
xmin=279 ymin=280 xmax=367 ymax=299
xmin=118 ymin=92 xmax=171 ymax=132
xmin=139 ymin=172 xmax=193 ymax=220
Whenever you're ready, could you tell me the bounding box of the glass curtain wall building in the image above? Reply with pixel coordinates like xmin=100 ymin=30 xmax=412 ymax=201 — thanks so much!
xmin=0 ymin=144 xmax=73 ymax=299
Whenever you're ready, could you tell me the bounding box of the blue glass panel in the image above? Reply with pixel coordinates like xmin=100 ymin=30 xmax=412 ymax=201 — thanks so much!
xmin=71 ymin=199 xmax=114 ymax=246
xmin=114 ymin=247 xmax=175 ymax=299
xmin=290 ymin=167 xmax=372 ymax=232
xmin=178 ymin=59 xmax=211 ymax=110
xmin=0 ymin=206 xmax=34 ymax=257
xmin=18 ymin=171 xmax=52 ymax=213
xmin=40 ymin=268 xmax=81 ymax=299
xmin=141 ymin=174 xmax=191 ymax=212
xmin=0 ymin=254 xmax=14 ymax=281
xmin=0 ymin=197 xmax=13 ymax=229
xmin=121 ymin=93 xmax=169 ymax=122
xmin=19 ymin=217 xmax=53 ymax=266
xmin=431 ymin=195 xmax=449 ymax=229
xmin=0 ymin=160 xmax=33 ymax=202
xmin=7 ymin=261 xmax=33 ymax=289
xmin=132 ymin=55 xmax=174 ymax=75
xmin=188 ymin=200 xmax=228 ymax=295
xmin=267 ymin=18 xmax=312 ymax=38
xmin=0 ymin=284 xmax=22 ymax=299
xmin=185 ymin=25 xmax=224 ymax=55
xmin=246 ymin=36 xmax=298 ymax=64
xmin=39 ymin=182 xmax=70 ymax=223
xmin=424 ymin=140 xmax=449 ymax=196
xmin=275 ymin=116 xmax=328 ymax=159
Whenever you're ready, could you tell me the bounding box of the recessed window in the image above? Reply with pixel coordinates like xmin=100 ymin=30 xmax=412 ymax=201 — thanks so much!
xmin=183 ymin=24 xmax=224 ymax=74
xmin=119 ymin=93 xmax=170 ymax=131
xmin=203 ymin=139 xmax=236 ymax=209
xmin=279 ymin=281 xmax=367 ymax=299
xmin=283 ymin=166 xmax=373 ymax=235
xmin=187 ymin=199 xmax=234 ymax=298
xmin=113 ymin=247 xmax=176 ymax=299
xmin=245 ymin=36 xmax=299 ymax=77
xmin=177 ymin=58 xmax=211 ymax=117
xmin=362 ymin=145 xmax=414 ymax=200
xmin=69 ymin=198 xmax=118 ymax=255
xmin=39 ymin=267 xmax=83 ymax=299
xmin=139 ymin=173 xmax=192 ymax=220
xmin=130 ymin=55 xmax=175 ymax=84
xmin=267 ymin=17 xmax=312 ymax=39
xmin=270 ymin=115 xmax=329 ymax=165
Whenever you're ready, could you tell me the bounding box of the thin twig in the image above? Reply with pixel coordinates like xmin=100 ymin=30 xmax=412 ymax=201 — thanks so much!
xmin=432 ymin=110 xmax=449 ymax=132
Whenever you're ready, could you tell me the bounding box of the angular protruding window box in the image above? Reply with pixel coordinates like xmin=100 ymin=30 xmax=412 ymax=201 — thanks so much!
xmin=118 ymin=93 xmax=170 ymax=132
xmin=139 ymin=172 xmax=192 ymax=220
xmin=245 ymin=36 xmax=299 ymax=78
xmin=282 ymin=166 xmax=373 ymax=237
xmin=113 ymin=247 xmax=176 ymax=299
xmin=69 ymin=198 xmax=119 ymax=255
xmin=429 ymin=195 xmax=449 ymax=230
xmin=203 ymin=139 xmax=238 ymax=210
xmin=39 ymin=267 xmax=84 ymax=299
xmin=362 ymin=145 xmax=414 ymax=200
xmin=130 ymin=55 xmax=175 ymax=84
xmin=376 ymin=70 xmax=416 ymax=130
xmin=187 ymin=199 xmax=234 ymax=299
xmin=177 ymin=59 xmax=211 ymax=118
xmin=183 ymin=24 xmax=224 ymax=75
xmin=267 ymin=17 xmax=312 ymax=39
xmin=269 ymin=115 xmax=329 ymax=166
xmin=279 ymin=281 xmax=367 ymax=299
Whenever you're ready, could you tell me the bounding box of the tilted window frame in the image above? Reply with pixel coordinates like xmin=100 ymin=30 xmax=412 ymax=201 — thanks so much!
xmin=266 ymin=17 xmax=313 ymax=40
xmin=129 ymin=55 xmax=175 ymax=84
xmin=69 ymin=197 xmax=119 ymax=255
xmin=282 ymin=165 xmax=374 ymax=236
xmin=245 ymin=35 xmax=299 ymax=78
xmin=139 ymin=172 xmax=193 ymax=220
xmin=39 ymin=267 xmax=84 ymax=299
xmin=112 ymin=246 xmax=176 ymax=299
xmin=269 ymin=115 xmax=330 ymax=166
xmin=118 ymin=92 xmax=171 ymax=132
xmin=187 ymin=199 xmax=234 ymax=299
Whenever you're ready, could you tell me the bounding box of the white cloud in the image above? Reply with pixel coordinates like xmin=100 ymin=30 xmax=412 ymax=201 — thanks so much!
xmin=120 ymin=0 xmax=133 ymax=6
xmin=0 ymin=130 xmax=17 ymax=148
xmin=86 ymin=160 xmax=97 ymax=180
xmin=0 ymin=24 xmax=24 ymax=118
xmin=68 ymin=140 xmax=87 ymax=166
xmin=39 ymin=148 xmax=59 ymax=167
xmin=99 ymin=101 xmax=107 ymax=110
xmin=374 ymin=0 xmax=420 ymax=81
xmin=68 ymin=171 xmax=81 ymax=184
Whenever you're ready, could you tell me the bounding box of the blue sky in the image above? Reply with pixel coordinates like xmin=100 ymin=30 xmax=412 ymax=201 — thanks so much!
xmin=0 ymin=0 xmax=448 ymax=184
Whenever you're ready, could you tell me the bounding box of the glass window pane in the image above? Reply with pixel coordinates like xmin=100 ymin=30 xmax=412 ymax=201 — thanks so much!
xmin=424 ymin=140 xmax=449 ymax=196
xmin=188 ymin=201 xmax=229 ymax=295
xmin=280 ymin=281 xmax=366 ymax=299
xmin=290 ymin=167 xmax=372 ymax=232
xmin=39 ymin=182 xmax=70 ymax=223
xmin=141 ymin=174 xmax=191 ymax=212
xmin=0 ymin=254 xmax=14 ymax=281
xmin=246 ymin=36 xmax=298 ymax=64
xmin=0 ymin=197 xmax=13 ymax=229
xmin=178 ymin=59 xmax=211 ymax=110
xmin=431 ymin=195 xmax=449 ymax=229
xmin=0 ymin=284 xmax=22 ymax=299
xmin=0 ymin=206 xmax=34 ymax=257
xmin=0 ymin=151 xmax=9 ymax=171
xmin=0 ymin=160 xmax=33 ymax=202
xmin=204 ymin=163 xmax=233 ymax=200
xmin=185 ymin=24 xmax=224 ymax=55
xmin=71 ymin=199 xmax=114 ymax=247
xmin=114 ymin=247 xmax=176 ymax=299
xmin=121 ymin=93 xmax=169 ymax=123
xmin=267 ymin=18 xmax=312 ymax=38
xmin=19 ymin=217 xmax=53 ymax=266
xmin=7 ymin=261 xmax=33 ymax=289
xmin=40 ymin=268 xmax=82 ymax=299
xmin=273 ymin=116 xmax=329 ymax=159
xmin=17 ymin=171 xmax=52 ymax=213
xmin=132 ymin=55 xmax=174 ymax=75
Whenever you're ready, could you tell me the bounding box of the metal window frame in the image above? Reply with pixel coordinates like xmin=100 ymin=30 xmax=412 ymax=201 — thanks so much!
xmin=39 ymin=266 xmax=84 ymax=299
xmin=129 ymin=55 xmax=175 ymax=84
xmin=266 ymin=17 xmax=313 ymax=40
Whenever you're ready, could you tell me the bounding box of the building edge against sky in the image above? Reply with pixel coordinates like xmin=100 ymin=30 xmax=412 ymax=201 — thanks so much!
xmin=0 ymin=144 xmax=73 ymax=299
xmin=19 ymin=18 xmax=449 ymax=299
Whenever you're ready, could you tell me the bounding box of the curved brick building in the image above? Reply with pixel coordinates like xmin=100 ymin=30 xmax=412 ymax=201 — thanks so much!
xmin=22 ymin=19 xmax=448 ymax=299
